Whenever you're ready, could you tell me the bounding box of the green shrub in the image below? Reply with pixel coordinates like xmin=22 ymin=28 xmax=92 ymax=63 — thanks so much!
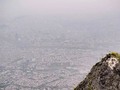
xmin=108 ymin=52 xmax=120 ymax=61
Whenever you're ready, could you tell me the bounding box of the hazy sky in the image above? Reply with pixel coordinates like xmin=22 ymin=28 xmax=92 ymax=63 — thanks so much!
xmin=1 ymin=0 xmax=120 ymax=19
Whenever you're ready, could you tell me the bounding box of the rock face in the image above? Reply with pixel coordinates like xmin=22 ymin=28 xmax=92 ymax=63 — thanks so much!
xmin=74 ymin=52 xmax=120 ymax=90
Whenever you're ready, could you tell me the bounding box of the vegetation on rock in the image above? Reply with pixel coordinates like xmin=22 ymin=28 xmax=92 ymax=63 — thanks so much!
xmin=74 ymin=52 xmax=120 ymax=90
xmin=108 ymin=52 xmax=120 ymax=61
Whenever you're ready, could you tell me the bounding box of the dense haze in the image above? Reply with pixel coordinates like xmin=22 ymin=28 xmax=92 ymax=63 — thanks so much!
xmin=0 ymin=0 xmax=120 ymax=90
xmin=1 ymin=0 xmax=120 ymax=20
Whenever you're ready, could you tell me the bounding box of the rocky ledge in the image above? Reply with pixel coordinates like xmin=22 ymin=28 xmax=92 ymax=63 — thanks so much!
xmin=74 ymin=52 xmax=120 ymax=90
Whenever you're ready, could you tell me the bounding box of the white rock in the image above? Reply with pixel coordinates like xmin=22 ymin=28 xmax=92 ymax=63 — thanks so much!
xmin=106 ymin=57 xmax=119 ymax=70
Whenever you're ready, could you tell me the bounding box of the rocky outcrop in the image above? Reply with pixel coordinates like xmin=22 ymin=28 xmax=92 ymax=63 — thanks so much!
xmin=74 ymin=52 xmax=120 ymax=90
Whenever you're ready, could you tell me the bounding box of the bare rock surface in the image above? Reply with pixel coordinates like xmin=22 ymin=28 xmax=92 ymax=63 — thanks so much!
xmin=75 ymin=52 xmax=120 ymax=90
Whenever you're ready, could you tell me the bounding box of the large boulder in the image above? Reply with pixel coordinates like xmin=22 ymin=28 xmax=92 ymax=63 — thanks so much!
xmin=74 ymin=52 xmax=120 ymax=90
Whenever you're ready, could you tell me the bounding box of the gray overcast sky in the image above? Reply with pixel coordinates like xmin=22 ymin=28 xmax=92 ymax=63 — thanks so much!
xmin=0 ymin=0 xmax=120 ymax=19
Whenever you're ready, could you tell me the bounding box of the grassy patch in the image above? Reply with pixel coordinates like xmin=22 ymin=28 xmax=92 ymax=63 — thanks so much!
xmin=107 ymin=52 xmax=120 ymax=61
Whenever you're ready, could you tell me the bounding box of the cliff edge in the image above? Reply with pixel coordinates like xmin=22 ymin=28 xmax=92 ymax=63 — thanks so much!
xmin=74 ymin=52 xmax=120 ymax=90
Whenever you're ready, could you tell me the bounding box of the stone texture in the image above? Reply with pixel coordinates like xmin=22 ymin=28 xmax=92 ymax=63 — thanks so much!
xmin=74 ymin=53 xmax=120 ymax=90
